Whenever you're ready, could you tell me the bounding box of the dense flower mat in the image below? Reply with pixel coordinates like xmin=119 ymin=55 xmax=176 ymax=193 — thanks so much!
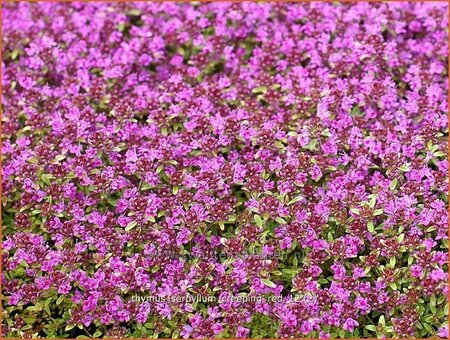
xmin=1 ymin=2 xmax=448 ymax=339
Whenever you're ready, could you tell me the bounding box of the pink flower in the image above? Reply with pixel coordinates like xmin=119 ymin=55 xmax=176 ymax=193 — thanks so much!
xmin=410 ymin=265 xmax=423 ymax=278
xmin=430 ymin=268 xmax=446 ymax=281
xmin=331 ymin=263 xmax=346 ymax=280
xmin=437 ymin=325 xmax=448 ymax=338
xmin=354 ymin=296 xmax=370 ymax=313
xmin=181 ymin=325 xmax=193 ymax=339
xmin=309 ymin=265 xmax=323 ymax=277
xmin=310 ymin=164 xmax=323 ymax=181
xmin=236 ymin=326 xmax=250 ymax=338
xmin=343 ymin=318 xmax=359 ymax=332
xmin=2 ymin=2 xmax=448 ymax=338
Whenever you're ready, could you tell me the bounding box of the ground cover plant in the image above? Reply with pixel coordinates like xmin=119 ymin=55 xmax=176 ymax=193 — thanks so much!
xmin=1 ymin=1 xmax=448 ymax=339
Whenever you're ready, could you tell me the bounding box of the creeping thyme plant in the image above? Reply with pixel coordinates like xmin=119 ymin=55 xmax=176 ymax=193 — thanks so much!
xmin=1 ymin=2 xmax=448 ymax=339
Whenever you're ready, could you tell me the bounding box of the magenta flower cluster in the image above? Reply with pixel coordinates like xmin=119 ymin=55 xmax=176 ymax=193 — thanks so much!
xmin=1 ymin=2 xmax=448 ymax=339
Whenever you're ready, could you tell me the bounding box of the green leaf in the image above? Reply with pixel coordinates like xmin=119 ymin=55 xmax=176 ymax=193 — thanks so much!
xmin=125 ymin=221 xmax=137 ymax=231
xmin=261 ymin=278 xmax=276 ymax=288
xmin=288 ymin=196 xmax=303 ymax=205
xmin=141 ymin=182 xmax=152 ymax=190
xmin=389 ymin=257 xmax=396 ymax=268
xmin=373 ymin=209 xmax=383 ymax=216
xmin=430 ymin=294 xmax=436 ymax=306
xmin=55 ymin=154 xmax=66 ymax=162
xmin=252 ymin=86 xmax=267 ymax=94
xmin=127 ymin=9 xmax=141 ymax=16
xmin=40 ymin=174 xmax=54 ymax=186
xmin=44 ymin=297 xmax=52 ymax=315
xmin=275 ymin=217 xmax=287 ymax=225
xmin=422 ymin=323 xmax=433 ymax=333
xmin=11 ymin=49 xmax=20 ymax=60
xmin=379 ymin=315 xmax=386 ymax=326
xmin=304 ymin=139 xmax=318 ymax=151
xmin=56 ymin=295 xmax=65 ymax=305
xmin=367 ymin=221 xmax=375 ymax=233
xmin=116 ymin=23 xmax=126 ymax=32
xmin=218 ymin=221 xmax=225 ymax=231
xmin=365 ymin=325 xmax=377 ymax=331
xmin=369 ymin=196 xmax=376 ymax=208
xmin=350 ymin=208 xmax=360 ymax=215
xmin=430 ymin=303 xmax=436 ymax=314
xmin=321 ymin=128 xmax=331 ymax=137
xmin=351 ymin=106 xmax=363 ymax=116
xmin=399 ymin=163 xmax=410 ymax=172
xmin=254 ymin=215 xmax=263 ymax=227
xmin=227 ymin=215 xmax=237 ymax=222
xmin=93 ymin=331 xmax=102 ymax=338
xmin=389 ymin=178 xmax=398 ymax=190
